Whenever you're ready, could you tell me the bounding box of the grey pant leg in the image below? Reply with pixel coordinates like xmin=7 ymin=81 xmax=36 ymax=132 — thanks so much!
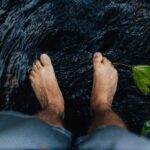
xmin=76 ymin=125 xmax=150 ymax=150
xmin=0 ymin=111 xmax=72 ymax=150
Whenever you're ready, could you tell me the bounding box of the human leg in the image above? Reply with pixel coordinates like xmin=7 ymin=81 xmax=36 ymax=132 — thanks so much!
xmin=88 ymin=52 xmax=126 ymax=133
xmin=0 ymin=54 xmax=72 ymax=149
xmin=75 ymin=52 xmax=150 ymax=150
xmin=29 ymin=54 xmax=65 ymax=128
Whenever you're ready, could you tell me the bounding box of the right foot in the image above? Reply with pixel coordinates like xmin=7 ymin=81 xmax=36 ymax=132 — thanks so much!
xmin=91 ymin=52 xmax=118 ymax=113
xmin=29 ymin=54 xmax=64 ymax=118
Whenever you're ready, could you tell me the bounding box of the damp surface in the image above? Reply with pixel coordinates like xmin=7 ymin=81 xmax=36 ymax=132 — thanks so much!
xmin=0 ymin=0 xmax=150 ymax=137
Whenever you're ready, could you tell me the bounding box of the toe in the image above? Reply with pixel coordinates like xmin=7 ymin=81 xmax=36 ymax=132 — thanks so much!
xmin=40 ymin=54 xmax=51 ymax=66
xmin=93 ymin=52 xmax=103 ymax=67
xmin=102 ymin=57 xmax=111 ymax=65
xmin=33 ymin=63 xmax=38 ymax=72
xmin=30 ymin=70 xmax=36 ymax=77
xmin=29 ymin=74 xmax=34 ymax=81
xmin=35 ymin=60 xmax=42 ymax=69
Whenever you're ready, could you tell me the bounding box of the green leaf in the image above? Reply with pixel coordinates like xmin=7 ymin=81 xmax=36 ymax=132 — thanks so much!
xmin=141 ymin=120 xmax=150 ymax=136
xmin=132 ymin=65 xmax=150 ymax=95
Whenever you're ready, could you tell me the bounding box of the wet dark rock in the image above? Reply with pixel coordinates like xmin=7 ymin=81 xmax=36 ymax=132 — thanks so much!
xmin=0 ymin=0 xmax=150 ymax=137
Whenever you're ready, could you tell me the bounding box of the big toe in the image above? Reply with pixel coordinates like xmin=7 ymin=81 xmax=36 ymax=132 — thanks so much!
xmin=40 ymin=54 xmax=51 ymax=66
xmin=93 ymin=52 xmax=103 ymax=67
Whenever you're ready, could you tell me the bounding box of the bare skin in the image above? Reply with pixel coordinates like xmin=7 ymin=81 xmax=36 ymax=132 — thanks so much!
xmin=29 ymin=52 xmax=126 ymax=132
xmin=88 ymin=52 xmax=127 ymax=133
xmin=29 ymin=54 xmax=64 ymax=127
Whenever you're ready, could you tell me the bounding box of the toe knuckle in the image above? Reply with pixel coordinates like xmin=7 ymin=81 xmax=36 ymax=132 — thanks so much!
xmin=29 ymin=75 xmax=32 ymax=79
xmin=94 ymin=58 xmax=99 ymax=63
xmin=103 ymin=57 xmax=107 ymax=60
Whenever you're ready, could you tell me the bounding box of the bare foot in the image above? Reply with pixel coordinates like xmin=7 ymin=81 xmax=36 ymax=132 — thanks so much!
xmin=29 ymin=54 xmax=64 ymax=118
xmin=91 ymin=52 xmax=118 ymax=113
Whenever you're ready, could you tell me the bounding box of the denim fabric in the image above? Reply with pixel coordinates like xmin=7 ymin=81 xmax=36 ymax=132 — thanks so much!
xmin=1 ymin=111 xmax=150 ymax=150
xmin=0 ymin=111 xmax=71 ymax=150
xmin=76 ymin=125 xmax=150 ymax=150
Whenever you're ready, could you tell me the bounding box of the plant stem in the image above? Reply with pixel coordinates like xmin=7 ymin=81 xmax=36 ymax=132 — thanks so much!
xmin=113 ymin=63 xmax=132 ymax=68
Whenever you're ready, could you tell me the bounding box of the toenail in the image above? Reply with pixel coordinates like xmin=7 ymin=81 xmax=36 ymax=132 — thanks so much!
xmin=40 ymin=54 xmax=48 ymax=61
xmin=94 ymin=52 xmax=102 ymax=58
xmin=41 ymin=54 xmax=47 ymax=58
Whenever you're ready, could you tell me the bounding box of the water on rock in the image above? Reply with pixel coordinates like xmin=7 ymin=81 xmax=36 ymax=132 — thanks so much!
xmin=0 ymin=0 xmax=150 ymax=137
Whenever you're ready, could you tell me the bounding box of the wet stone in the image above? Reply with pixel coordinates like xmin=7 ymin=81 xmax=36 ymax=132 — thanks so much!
xmin=0 ymin=0 xmax=150 ymax=137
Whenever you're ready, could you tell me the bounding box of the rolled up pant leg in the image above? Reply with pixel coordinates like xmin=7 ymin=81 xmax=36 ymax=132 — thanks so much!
xmin=0 ymin=111 xmax=72 ymax=150
xmin=76 ymin=125 xmax=150 ymax=150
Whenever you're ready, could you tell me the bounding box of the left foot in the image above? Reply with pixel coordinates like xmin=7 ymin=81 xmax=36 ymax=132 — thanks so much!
xmin=29 ymin=54 xmax=64 ymax=118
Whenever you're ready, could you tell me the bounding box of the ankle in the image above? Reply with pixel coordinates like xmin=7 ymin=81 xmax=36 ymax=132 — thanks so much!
xmin=91 ymin=102 xmax=112 ymax=115
xmin=45 ymin=105 xmax=64 ymax=120
xmin=36 ymin=107 xmax=64 ymax=127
